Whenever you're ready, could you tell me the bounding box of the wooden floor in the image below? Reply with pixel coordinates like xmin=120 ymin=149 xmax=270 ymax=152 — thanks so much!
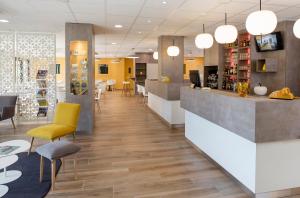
xmin=0 ymin=91 xmax=250 ymax=198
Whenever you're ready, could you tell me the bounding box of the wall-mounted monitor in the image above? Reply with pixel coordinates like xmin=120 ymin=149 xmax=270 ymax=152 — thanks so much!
xmin=98 ymin=64 xmax=108 ymax=74
xmin=254 ymin=32 xmax=283 ymax=52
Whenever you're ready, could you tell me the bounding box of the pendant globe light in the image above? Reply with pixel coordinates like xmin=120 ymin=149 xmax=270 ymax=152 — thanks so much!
xmin=153 ymin=51 xmax=158 ymax=60
xmin=293 ymin=19 xmax=300 ymax=39
xmin=246 ymin=0 xmax=277 ymax=35
xmin=214 ymin=13 xmax=238 ymax=44
xmin=195 ymin=24 xmax=214 ymax=49
xmin=167 ymin=39 xmax=180 ymax=57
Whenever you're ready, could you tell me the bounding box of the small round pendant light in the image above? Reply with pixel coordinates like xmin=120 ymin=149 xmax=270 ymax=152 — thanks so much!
xmin=246 ymin=0 xmax=277 ymax=35
xmin=195 ymin=24 xmax=214 ymax=49
xmin=214 ymin=13 xmax=238 ymax=44
xmin=167 ymin=40 xmax=180 ymax=57
xmin=153 ymin=51 xmax=158 ymax=60
xmin=293 ymin=19 xmax=300 ymax=39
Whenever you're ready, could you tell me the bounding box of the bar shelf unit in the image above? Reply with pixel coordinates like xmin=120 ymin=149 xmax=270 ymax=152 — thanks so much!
xmin=237 ymin=32 xmax=251 ymax=83
xmin=221 ymin=32 xmax=251 ymax=91
xmin=222 ymin=40 xmax=238 ymax=91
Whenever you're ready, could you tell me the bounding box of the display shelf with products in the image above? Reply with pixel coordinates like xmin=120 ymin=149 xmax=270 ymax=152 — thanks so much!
xmin=70 ymin=41 xmax=88 ymax=96
xmin=238 ymin=32 xmax=251 ymax=83
xmin=222 ymin=32 xmax=251 ymax=91
xmin=222 ymin=41 xmax=238 ymax=91
xmin=36 ymin=69 xmax=49 ymax=117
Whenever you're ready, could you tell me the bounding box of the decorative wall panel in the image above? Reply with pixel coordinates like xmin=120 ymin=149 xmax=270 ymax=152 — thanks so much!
xmin=0 ymin=32 xmax=15 ymax=95
xmin=0 ymin=32 xmax=56 ymax=121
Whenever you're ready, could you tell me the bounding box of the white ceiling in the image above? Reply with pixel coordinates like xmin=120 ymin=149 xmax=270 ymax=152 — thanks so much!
xmin=0 ymin=0 xmax=300 ymax=58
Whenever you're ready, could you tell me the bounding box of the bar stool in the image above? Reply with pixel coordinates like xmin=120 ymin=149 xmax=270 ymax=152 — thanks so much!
xmin=122 ymin=81 xmax=131 ymax=96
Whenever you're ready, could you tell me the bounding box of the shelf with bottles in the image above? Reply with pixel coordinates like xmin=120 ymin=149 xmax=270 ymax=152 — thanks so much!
xmin=224 ymin=40 xmax=239 ymax=49
xmin=222 ymin=78 xmax=237 ymax=91
xmin=238 ymin=32 xmax=251 ymax=48
xmin=239 ymin=65 xmax=250 ymax=70
xmin=237 ymin=32 xmax=251 ymax=82
xmin=239 ymin=53 xmax=251 ymax=61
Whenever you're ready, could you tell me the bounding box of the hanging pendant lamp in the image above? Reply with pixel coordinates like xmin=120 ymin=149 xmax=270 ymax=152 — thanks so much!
xmin=293 ymin=19 xmax=300 ymax=39
xmin=246 ymin=0 xmax=277 ymax=35
xmin=214 ymin=13 xmax=238 ymax=44
xmin=153 ymin=51 xmax=158 ymax=60
xmin=167 ymin=39 xmax=180 ymax=57
xmin=195 ymin=24 xmax=214 ymax=49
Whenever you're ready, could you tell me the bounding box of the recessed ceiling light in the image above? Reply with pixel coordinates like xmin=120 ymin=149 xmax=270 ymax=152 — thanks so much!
xmin=111 ymin=42 xmax=117 ymax=45
xmin=162 ymin=1 xmax=167 ymax=4
xmin=147 ymin=19 xmax=152 ymax=23
xmin=114 ymin=24 xmax=123 ymax=28
xmin=138 ymin=31 xmax=142 ymax=34
xmin=0 ymin=19 xmax=9 ymax=23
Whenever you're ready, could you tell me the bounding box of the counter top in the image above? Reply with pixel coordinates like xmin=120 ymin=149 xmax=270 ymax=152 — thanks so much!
xmin=145 ymin=80 xmax=188 ymax=100
xmin=180 ymin=87 xmax=300 ymax=143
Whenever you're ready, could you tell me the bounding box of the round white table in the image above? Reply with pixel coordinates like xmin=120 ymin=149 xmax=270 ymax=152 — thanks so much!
xmin=0 ymin=140 xmax=30 ymax=196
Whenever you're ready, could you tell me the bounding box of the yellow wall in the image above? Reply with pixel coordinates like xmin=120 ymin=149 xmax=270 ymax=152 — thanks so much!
xmin=184 ymin=57 xmax=204 ymax=80
xmin=56 ymin=58 xmax=134 ymax=90
xmin=95 ymin=58 xmax=134 ymax=89
xmin=56 ymin=57 xmax=201 ymax=88
xmin=124 ymin=58 xmax=135 ymax=89
xmin=56 ymin=57 xmax=65 ymax=83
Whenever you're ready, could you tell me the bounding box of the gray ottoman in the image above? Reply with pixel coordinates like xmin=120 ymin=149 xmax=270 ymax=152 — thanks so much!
xmin=36 ymin=140 xmax=80 ymax=191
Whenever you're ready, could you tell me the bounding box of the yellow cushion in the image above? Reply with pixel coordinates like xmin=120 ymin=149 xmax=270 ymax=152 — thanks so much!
xmin=27 ymin=124 xmax=75 ymax=140
xmin=53 ymin=103 xmax=81 ymax=128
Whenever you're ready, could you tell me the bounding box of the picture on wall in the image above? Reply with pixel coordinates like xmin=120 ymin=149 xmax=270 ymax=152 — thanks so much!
xmin=98 ymin=64 xmax=108 ymax=74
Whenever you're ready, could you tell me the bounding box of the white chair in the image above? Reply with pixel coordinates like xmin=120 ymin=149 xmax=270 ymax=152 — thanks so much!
xmin=98 ymin=82 xmax=107 ymax=94
xmin=107 ymin=79 xmax=116 ymax=91
xmin=136 ymin=85 xmax=143 ymax=102
xmin=141 ymin=86 xmax=148 ymax=104
xmin=111 ymin=79 xmax=116 ymax=91
xmin=137 ymin=85 xmax=143 ymax=95
xmin=95 ymin=89 xmax=101 ymax=112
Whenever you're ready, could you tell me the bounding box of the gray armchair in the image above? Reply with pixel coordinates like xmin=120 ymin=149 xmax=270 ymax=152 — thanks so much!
xmin=0 ymin=96 xmax=18 ymax=129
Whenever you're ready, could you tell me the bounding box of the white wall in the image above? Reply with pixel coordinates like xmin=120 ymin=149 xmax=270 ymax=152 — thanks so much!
xmin=148 ymin=92 xmax=185 ymax=125
xmin=185 ymin=110 xmax=256 ymax=192
xmin=256 ymin=140 xmax=300 ymax=193
xmin=147 ymin=63 xmax=158 ymax=80
xmin=185 ymin=110 xmax=300 ymax=194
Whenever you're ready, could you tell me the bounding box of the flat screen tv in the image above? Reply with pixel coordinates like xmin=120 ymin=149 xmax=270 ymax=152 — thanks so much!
xmin=254 ymin=32 xmax=283 ymax=52
xmin=189 ymin=70 xmax=201 ymax=88
xmin=99 ymin=64 xmax=108 ymax=74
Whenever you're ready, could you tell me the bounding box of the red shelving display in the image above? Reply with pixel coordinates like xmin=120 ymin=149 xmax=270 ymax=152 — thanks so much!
xmin=222 ymin=32 xmax=251 ymax=91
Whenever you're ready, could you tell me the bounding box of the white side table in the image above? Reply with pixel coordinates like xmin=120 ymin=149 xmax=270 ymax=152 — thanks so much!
xmin=0 ymin=185 xmax=8 ymax=197
xmin=0 ymin=140 xmax=30 ymax=196
xmin=0 ymin=155 xmax=20 ymax=184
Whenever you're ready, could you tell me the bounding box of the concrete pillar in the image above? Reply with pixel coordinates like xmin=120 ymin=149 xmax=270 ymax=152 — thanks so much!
xmin=65 ymin=23 xmax=95 ymax=134
xmin=158 ymin=36 xmax=184 ymax=83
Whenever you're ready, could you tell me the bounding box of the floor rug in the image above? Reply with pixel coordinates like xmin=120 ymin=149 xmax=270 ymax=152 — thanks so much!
xmin=3 ymin=152 xmax=61 ymax=198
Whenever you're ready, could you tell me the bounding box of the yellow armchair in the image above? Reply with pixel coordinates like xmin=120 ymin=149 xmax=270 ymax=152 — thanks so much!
xmin=27 ymin=102 xmax=80 ymax=154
